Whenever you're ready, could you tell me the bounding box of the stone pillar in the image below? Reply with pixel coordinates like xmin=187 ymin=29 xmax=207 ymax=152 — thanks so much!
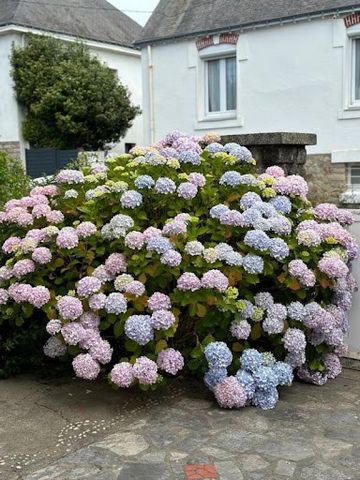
xmin=0 ymin=141 xmax=21 ymax=160
xmin=221 ymin=132 xmax=317 ymax=176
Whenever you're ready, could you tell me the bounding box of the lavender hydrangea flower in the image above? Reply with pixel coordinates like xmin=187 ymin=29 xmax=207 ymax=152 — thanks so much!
xmin=224 ymin=251 xmax=243 ymax=266
xmin=150 ymin=310 xmax=176 ymax=330
xmin=72 ymin=353 xmax=100 ymax=380
xmin=185 ymin=241 xmax=204 ymax=256
xmin=323 ymin=353 xmax=342 ymax=379
xmin=77 ymin=222 xmax=97 ymax=238
xmin=46 ymin=319 xmax=62 ymax=335
xmin=254 ymin=292 xmax=274 ymax=309
xmin=287 ymin=301 xmax=306 ymax=321
xmin=105 ymin=253 xmax=127 ymax=275
xmin=155 ymin=177 xmax=177 ymax=194
xmin=177 ymin=272 xmax=201 ymax=291
xmin=32 ymin=247 xmax=52 ymax=264
xmin=162 ymin=220 xmax=187 ymax=236
xmin=201 ymin=270 xmax=229 ymax=292
xmin=160 ymin=250 xmax=182 ymax=267
xmin=177 ymin=182 xmax=198 ymax=200
xmin=80 ymin=312 xmax=100 ymax=329
xmin=12 ymin=259 xmax=35 ymax=279
xmin=125 ymin=315 xmax=153 ymax=345
xmin=61 ymin=322 xmax=87 ymax=346
xmin=110 ymin=362 xmax=134 ymax=387
xmin=56 ymin=227 xmax=79 ymax=249
xmin=124 ymin=280 xmax=146 ymax=297
xmin=89 ymin=339 xmax=113 ymax=364
xmin=205 ymin=342 xmax=233 ymax=369
xmin=188 ymin=172 xmax=206 ymax=187
xmin=133 ymin=356 xmax=158 ymax=384
xmin=230 ymin=320 xmax=251 ymax=340
xmin=29 ymin=286 xmax=51 ymax=308
xmin=157 ymin=348 xmax=184 ymax=375
xmin=57 ymin=296 xmax=83 ymax=320
xmin=125 ymin=231 xmax=145 ymax=250
xmin=120 ymin=190 xmax=143 ymax=209
xmin=220 ymin=171 xmax=242 ymax=187
xmin=43 ymin=337 xmax=67 ymax=358
xmin=77 ymin=276 xmax=101 ymax=297
xmin=288 ymin=260 xmax=316 ymax=287
xmin=283 ymin=328 xmax=306 ymax=354
xmin=147 ymin=292 xmax=171 ymax=311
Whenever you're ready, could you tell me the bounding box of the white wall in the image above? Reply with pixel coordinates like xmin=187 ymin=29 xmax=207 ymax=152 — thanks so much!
xmin=348 ymin=210 xmax=360 ymax=359
xmin=0 ymin=33 xmax=23 ymax=143
xmin=141 ymin=17 xmax=360 ymax=154
xmin=0 ymin=28 xmax=142 ymax=160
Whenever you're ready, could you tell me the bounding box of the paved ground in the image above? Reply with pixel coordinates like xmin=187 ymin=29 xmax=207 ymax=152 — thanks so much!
xmin=0 ymin=369 xmax=359 ymax=480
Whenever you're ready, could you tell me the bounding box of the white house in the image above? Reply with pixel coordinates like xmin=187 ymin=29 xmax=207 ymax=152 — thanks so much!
xmin=136 ymin=0 xmax=360 ymax=204
xmin=0 ymin=0 xmax=143 ymax=171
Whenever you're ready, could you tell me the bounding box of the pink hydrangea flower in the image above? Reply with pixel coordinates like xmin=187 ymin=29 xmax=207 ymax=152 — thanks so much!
xmin=110 ymin=362 xmax=134 ymax=387
xmin=157 ymin=348 xmax=184 ymax=375
xmin=32 ymin=247 xmax=52 ymax=264
xmin=89 ymin=339 xmax=113 ymax=364
xmin=72 ymin=353 xmax=100 ymax=380
xmin=213 ymin=376 xmax=247 ymax=409
xmin=77 ymin=276 xmax=102 ymax=297
xmin=46 ymin=319 xmax=62 ymax=335
xmin=201 ymin=270 xmax=229 ymax=292
xmin=29 ymin=286 xmax=51 ymax=308
xmin=8 ymin=283 xmax=33 ymax=303
xmin=57 ymin=296 xmax=83 ymax=320
xmin=12 ymin=259 xmax=36 ymax=279
xmin=147 ymin=292 xmax=171 ymax=311
xmin=133 ymin=356 xmax=158 ymax=385
xmin=265 ymin=166 xmax=285 ymax=177
xmin=177 ymin=272 xmax=201 ymax=291
xmin=46 ymin=210 xmax=64 ymax=224
xmin=56 ymin=227 xmax=79 ymax=249
xmin=105 ymin=253 xmax=127 ymax=275
xmin=77 ymin=222 xmax=97 ymax=238
xmin=124 ymin=280 xmax=146 ymax=297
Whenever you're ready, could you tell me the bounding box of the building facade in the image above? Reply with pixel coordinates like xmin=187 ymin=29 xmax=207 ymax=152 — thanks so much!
xmin=137 ymin=0 xmax=360 ymax=204
xmin=0 ymin=0 xmax=143 ymax=169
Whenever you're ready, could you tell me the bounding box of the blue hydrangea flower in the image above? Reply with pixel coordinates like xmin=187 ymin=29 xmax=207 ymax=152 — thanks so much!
xmin=215 ymin=243 xmax=234 ymax=261
xmin=269 ymin=216 xmax=292 ymax=235
xmin=225 ymin=145 xmax=252 ymax=163
xmin=235 ymin=369 xmax=255 ymax=400
xmin=253 ymin=387 xmax=279 ymax=409
xmin=241 ymin=208 xmax=262 ymax=227
xmin=219 ymin=171 xmax=242 ymax=187
xmin=147 ymin=236 xmax=173 ymax=254
xmin=240 ymin=192 xmax=262 ymax=210
xmin=206 ymin=142 xmax=224 ymax=154
xmin=204 ymin=369 xmax=228 ymax=391
xmin=177 ymin=182 xmax=198 ymax=199
xmin=135 ymin=175 xmax=155 ymax=190
xmin=287 ymin=301 xmax=306 ymax=321
xmin=272 ymin=361 xmax=294 ymax=386
xmin=268 ymin=238 xmax=289 ymax=260
xmin=124 ymin=315 xmax=154 ymax=345
xmin=244 ymin=230 xmax=270 ymax=251
xmin=239 ymin=174 xmax=257 ymax=186
xmin=243 ymin=254 xmax=264 ymax=274
xmin=270 ymin=195 xmax=292 ymax=214
xmin=241 ymin=349 xmax=264 ymax=373
xmin=204 ymin=342 xmax=233 ymax=369
xmin=252 ymin=366 xmax=278 ymax=391
xmin=104 ymin=293 xmax=127 ymax=314
xmin=120 ymin=190 xmax=143 ymax=209
xmin=155 ymin=177 xmax=177 ymax=194
xmin=178 ymin=150 xmax=201 ymax=165
xmin=253 ymin=202 xmax=277 ymax=218
xmin=224 ymin=251 xmax=243 ymax=266
xmin=160 ymin=250 xmax=182 ymax=267
xmin=210 ymin=204 xmax=230 ymax=219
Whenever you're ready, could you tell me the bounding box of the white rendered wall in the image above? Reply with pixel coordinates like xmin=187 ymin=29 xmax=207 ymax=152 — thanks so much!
xmin=0 ymin=33 xmax=23 ymax=143
xmin=348 ymin=210 xmax=360 ymax=358
xmin=91 ymin=47 xmax=142 ymax=152
xmin=141 ymin=18 xmax=360 ymax=154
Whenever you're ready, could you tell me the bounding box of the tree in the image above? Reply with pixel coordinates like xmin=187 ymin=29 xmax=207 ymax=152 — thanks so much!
xmin=11 ymin=34 xmax=140 ymax=150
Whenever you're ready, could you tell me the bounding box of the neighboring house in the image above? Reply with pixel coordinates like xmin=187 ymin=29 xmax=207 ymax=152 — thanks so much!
xmin=0 ymin=0 xmax=142 ymax=172
xmin=136 ymin=0 xmax=360 ymax=204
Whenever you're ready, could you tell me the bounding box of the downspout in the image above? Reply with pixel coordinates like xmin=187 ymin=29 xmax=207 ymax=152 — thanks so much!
xmin=147 ymin=45 xmax=155 ymax=144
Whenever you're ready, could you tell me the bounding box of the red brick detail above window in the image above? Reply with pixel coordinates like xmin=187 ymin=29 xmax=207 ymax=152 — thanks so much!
xmin=196 ymin=37 xmax=214 ymax=50
xmin=219 ymin=32 xmax=239 ymax=45
xmin=183 ymin=464 xmax=219 ymax=480
xmin=344 ymin=12 xmax=360 ymax=28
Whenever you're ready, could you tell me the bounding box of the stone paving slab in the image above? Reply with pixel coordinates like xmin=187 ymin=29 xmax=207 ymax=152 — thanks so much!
xmin=0 ymin=369 xmax=359 ymax=480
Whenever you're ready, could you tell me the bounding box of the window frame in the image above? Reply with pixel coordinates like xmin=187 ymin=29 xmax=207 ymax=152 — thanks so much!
xmin=205 ymin=55 xmax=237 ymax=117
xmin=347 ymin=164 xmax=360 ymax=190
xmin=351 ymin=37 xmax=360 ymax=106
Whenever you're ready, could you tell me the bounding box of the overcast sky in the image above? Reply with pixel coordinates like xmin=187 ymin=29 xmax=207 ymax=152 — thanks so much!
xmin=108 ymin=0 xmax=160 ymax=26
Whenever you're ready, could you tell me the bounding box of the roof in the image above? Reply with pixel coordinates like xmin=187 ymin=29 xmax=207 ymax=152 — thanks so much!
xmin=0 ymin=0 xmax=142 ymax=48
xmin=137 ymin=0 xmax=360 ymax=45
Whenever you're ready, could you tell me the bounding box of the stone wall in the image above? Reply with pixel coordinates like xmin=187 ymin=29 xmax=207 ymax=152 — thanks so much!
xmin=0 ymin=141 xmax=21 ymax=160
xmin=304 ymin=154 xmax=347 ymax=205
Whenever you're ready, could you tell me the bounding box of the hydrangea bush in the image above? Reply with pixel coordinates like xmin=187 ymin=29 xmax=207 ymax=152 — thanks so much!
xmin=0 ymin=131 xmax=357 ymax=408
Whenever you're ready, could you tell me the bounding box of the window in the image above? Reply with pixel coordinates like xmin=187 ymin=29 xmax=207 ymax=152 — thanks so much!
xmin=349 ymin=164 xmax=360 ymax=190
xmin=354 ymin=38 xmax=360 ymax=102
xmin=206 ymin=56 xmax=236 ymax=115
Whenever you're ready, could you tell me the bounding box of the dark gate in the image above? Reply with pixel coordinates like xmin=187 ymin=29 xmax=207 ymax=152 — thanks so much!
xmin=25 ymin=148 xmax=78 ymax=178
